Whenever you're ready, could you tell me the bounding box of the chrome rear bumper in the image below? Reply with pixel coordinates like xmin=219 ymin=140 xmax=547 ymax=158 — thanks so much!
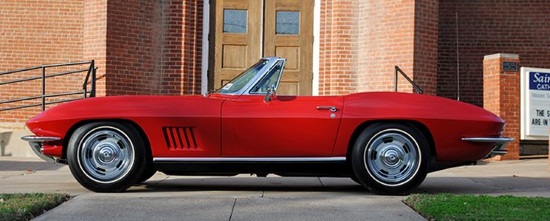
xmin=21 ymin=135 xmax=61 ymax=163
xmin=462 ymin=137 xmax=514 ymax=157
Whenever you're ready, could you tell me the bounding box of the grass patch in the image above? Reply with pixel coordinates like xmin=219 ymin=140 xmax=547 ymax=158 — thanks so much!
xmin=404 ymin=194 xmax=550 ymax=221
xmin=0 ymin=193 xmax=69 ymax=221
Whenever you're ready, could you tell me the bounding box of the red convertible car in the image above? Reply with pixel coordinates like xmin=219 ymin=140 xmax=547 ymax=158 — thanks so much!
xmin=22 ymin=57 xmax=511 ymax=194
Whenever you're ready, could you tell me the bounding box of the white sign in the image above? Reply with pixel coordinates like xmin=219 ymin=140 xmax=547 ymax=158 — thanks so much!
xmin=521 ymin=67 xmax=550 ymax=140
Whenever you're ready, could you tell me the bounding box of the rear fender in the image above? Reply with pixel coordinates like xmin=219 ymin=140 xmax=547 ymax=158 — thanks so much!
xmin=344 ymin=120 xmax=436 ymax=160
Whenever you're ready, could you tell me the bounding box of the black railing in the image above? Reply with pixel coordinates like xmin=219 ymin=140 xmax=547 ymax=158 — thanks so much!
xmin=0 ymin=61 xmax=96 ymax=112
xmin=394 ymin=66 xmax=423 ymax=94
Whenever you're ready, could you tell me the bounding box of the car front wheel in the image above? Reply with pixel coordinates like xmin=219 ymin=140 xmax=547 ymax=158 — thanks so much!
xmin=67 ymin=122 xmax=146 ymax=192
xmin=351 ymin=123 xmax=429 ymax=195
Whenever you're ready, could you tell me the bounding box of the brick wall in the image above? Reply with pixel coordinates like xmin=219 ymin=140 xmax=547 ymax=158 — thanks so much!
xmin=413 ymin=0 xmax=439 ymax=95
xmin=0 ymin=0 xmax=205 ymax=125
xmin=182 ymin=1 xmax=204 ymax=95
xmin=320 ymin=0 xmax=438 ymax=96
xmin=318 ymin=1 xmax=357 ymax=95
xmin=438 ymin=0 xmax=550 ymax=107
xmin=357 ymin=0 xmax=416 ymax=93
xmin=5 ymin=0 xmax=550 ymax=125
xmin=84 ymin=0 xmax=107 ymax=96
xmin=104 ymin=0 xmax=202 ymax=96
xmin=108 ymin=0 xmax=203 ymax=96
xmin=0 ymin=0 xmax=85 ymax=125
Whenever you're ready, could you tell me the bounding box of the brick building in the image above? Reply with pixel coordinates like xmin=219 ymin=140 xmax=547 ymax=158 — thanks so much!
xmin=1 ymin=0 xmax=550 ymax=158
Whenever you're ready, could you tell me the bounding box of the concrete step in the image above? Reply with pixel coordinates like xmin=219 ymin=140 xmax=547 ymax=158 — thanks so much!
xmin=0 ymin=122 xmax=38 ymax=159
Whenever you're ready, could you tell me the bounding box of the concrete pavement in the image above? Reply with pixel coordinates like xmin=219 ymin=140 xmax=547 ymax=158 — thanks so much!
xmin=1 ymin=157 xmax=549 ymax=220
xmin=420 ymin=159 xmax=550 ymax=197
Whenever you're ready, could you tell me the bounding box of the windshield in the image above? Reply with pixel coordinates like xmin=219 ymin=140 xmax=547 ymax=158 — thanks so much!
xmin=216 ymin=59 xmax=269 ymax=94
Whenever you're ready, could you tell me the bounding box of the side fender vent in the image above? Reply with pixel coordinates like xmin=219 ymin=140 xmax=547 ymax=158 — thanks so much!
xmin=162 ymin=127 xmax=198 ymax=150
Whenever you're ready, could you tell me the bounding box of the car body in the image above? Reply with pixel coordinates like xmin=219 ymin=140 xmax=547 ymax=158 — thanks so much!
xmin=22 ymin=57 xmax=512 ymax=194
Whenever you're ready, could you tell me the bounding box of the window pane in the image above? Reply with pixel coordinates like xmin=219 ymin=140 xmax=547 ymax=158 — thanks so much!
xmin=250 ymin=61 xmax=284 ymax=94
xmin=276 ymin=11 xmax=299 ymax=35
xmin=224 ymin=9 xmax=247 ymax=33
xmin=216 ymin=59 xmax=269 ymax=94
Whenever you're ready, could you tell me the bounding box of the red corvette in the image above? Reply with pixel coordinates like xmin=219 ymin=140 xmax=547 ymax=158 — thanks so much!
xmin=22 ymin=57 xmax=511 ymax=194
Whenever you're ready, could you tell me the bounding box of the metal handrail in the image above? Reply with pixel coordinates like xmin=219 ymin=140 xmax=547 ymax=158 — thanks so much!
xmin=0 ymin=60 xmax=96 ymax=112
xmin=394 ymin=66 xmax=424 ymax=94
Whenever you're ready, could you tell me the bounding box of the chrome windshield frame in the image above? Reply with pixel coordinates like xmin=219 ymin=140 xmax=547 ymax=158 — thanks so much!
xmin=214 ymin=57 xmax=286 ymax=96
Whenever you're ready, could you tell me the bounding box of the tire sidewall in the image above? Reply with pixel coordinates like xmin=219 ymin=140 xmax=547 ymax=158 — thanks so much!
xmin=351 ymin=123 xmax=429 ymax=195
xmin=67 ymin=121 xmax=146 ymax=192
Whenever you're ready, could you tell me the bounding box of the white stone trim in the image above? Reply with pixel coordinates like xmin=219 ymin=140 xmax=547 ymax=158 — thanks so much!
xmin=483 ymin=53 xmax=519 ymax=60
xmin=201 ymin=0 xmax=210 ymax=95
xmin=312 ymin=0 xmax=320 ymax=96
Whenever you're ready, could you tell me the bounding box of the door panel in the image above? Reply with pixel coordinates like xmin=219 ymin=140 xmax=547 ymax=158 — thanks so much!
xmin=264 ymin=0 xmax=313 ymax=95
xmin=213 ymin=0 xmax=313 ymax=95
xmin=221 ymin=96 xmax=343 ymax=157
xmin=214 ymin=0 xmax=262 ymax=89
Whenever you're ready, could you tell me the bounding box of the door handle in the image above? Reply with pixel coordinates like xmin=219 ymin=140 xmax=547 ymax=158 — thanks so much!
xmin=316 ymin=106 xmax=338 ymax=112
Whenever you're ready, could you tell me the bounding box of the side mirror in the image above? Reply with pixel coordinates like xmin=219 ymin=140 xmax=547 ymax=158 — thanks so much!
xmin=264 ymin=85 xmax=277 ymax=102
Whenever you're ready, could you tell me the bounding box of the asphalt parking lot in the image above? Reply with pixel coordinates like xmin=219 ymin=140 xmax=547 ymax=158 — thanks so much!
xmin=1 ymin=157 xmax=549 ymax=220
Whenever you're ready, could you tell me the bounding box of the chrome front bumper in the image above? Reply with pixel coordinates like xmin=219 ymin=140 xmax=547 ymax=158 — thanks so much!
xmin=21 ymin=135 xmax=61 ymax=163
xmin=462 ymin=137 xmax=514 ymax=157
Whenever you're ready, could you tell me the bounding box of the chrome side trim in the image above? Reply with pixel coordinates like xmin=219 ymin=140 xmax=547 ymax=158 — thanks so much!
xmin=461 ymin=137 xmax=513 ymax=143
xmin=462 ymin=137 xmax=514 ymax=157
xmin=153 ymin=157 xmax=346 ymax=162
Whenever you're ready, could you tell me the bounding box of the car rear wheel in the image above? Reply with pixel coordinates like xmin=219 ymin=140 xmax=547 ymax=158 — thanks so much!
xmin=67 ymin=122 xmax=146 ymax=192
xmin=351 ymin=123 xmax=429 ymax=195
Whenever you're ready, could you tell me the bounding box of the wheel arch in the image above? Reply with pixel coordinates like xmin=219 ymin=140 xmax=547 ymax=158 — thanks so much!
xmin=62 ymin=119 xmax=152 ymax=161
xmin=345 ymin=120 xmax=436 ymax=161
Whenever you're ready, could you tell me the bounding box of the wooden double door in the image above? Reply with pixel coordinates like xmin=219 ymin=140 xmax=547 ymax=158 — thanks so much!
xmin=212 ymin=0 xmax=313 ymax=95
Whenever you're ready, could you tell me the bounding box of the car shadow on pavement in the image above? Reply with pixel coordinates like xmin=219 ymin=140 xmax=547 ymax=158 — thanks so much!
xmin=127 ymin=175 xmax=550 ymax=197
xmin=132 ymin=177 xmax=370 ymax=194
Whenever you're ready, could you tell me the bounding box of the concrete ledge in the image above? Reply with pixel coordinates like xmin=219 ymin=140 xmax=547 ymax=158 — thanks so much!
xmin=484 ymin=53 xmax=519 ymax=60
xmin=0 ymin=129 xmax=38 ymax=158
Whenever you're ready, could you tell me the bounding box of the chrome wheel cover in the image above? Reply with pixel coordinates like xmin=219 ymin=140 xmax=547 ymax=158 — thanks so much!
xmin=77 ymin=126 xmax=135 ymax=184
xmin=364 ymin=129 xmax=420 ymax=186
